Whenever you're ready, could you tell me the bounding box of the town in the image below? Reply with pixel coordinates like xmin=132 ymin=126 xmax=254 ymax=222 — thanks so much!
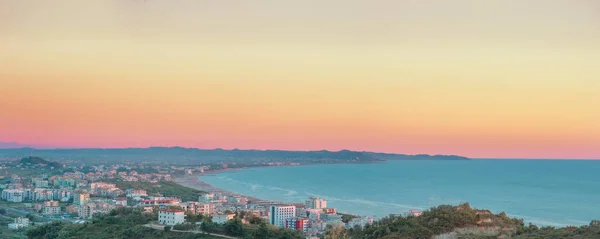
xmin=0 ymin=156 xmax=422 ymax=239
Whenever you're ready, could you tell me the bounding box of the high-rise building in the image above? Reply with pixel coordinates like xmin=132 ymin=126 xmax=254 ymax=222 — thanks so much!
xmin=270 ymin=205 xmax=296 ymax=228
xmin=304 ymin=197 xmax=327 ymax=209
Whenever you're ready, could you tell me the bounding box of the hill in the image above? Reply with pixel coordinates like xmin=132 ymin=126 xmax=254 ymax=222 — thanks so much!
xmin=0 ymin=147 xmax=468 ymax=165
xmin=16 ymin=156 xmax=63 ymax=169
xmin=327 ymin=203 xmax=600 ymax=239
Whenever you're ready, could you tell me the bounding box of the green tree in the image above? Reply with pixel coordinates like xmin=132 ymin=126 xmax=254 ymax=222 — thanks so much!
xmin=254 ymin=223 xmax=270 ymax=239
xmin=224 ymin=219 xmax=245 ymax=236
xmin=164 ymin=225 xmax=172 ymax=232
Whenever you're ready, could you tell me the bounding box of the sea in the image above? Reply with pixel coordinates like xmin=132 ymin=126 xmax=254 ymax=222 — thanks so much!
xmin=199 ymin=159 xmax=600 ymax=227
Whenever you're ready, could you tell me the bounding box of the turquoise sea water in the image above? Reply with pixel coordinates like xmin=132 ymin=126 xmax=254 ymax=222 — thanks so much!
xmin=200 ymin=160 xmax=600 ymax=226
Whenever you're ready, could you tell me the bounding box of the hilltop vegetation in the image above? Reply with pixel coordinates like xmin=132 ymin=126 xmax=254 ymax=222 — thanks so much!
xmin=0 ymin=148 xmax=468 ymax=165
xmin=25 ymin=207 xmax=304 ymax=239
xmin=16 ymin=156 xmax=63 ymax=169
xmin=25 ymin=207 xmax=219 ymax=239
xmin=327 ymin=203 xmax=600 ymax=239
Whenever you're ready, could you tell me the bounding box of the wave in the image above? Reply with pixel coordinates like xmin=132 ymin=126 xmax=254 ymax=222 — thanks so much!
xmin=215 ymin=176 xmax=297 ymax=196
xmin=305 ymin=192 xmax=425 ymax=211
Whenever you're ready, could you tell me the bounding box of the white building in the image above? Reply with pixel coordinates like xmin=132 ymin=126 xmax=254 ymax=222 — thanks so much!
xmin=8 ymin=217 xmax=30 ymax=229
xmin=270 ymin=205 xmax=296 ymax=228
xmin=158 ymin=209 xmax=185 ymax=225
xmin=1 ymin=189 xmax=24 ymax=202
xmin=212 ymin=214 xmax=235 ymax=224
xmin=305 ymin=197 xmax=327 ymax=209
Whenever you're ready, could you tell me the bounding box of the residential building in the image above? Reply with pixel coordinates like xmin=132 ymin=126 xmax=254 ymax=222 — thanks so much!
xmin=197 ymin=203 xmax=215 ymax=215
xmin=44 ymin=200 xmax=59 ymax=207
xmin=139 ymin=199 xmax=180 ymax=207
xmin=115 ymin=197 xmax=127 ymax=207
xmin=78 ymin=204 xmax=94 ymax=219
xmin=8 ymin=217 xmax=30 ymax=229
xmin=1 ymin=189 xmax=24 ymax=202
xmin=75 ymin=192 xmax=90 ymax=206
xmin=158 ymin=209 xmax=185 ymax=225
xmin=212 ymin=214 xmax=235 ymax=224
xmin=270 ymin=205 xmax=296 ymax=228
xmin=43 ymin=206 xmax=61 ymax=215
xmin=33 ymin=179 xmax=49 ymax=188
xmin=305 ymin=197 xmax=327 ymax=209
xmin=286 ymin=218 xmax=310 ymax=233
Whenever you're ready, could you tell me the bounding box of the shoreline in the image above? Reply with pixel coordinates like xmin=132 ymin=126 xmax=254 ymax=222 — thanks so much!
xmin=174 ymin=173 xmax=280 ymax=204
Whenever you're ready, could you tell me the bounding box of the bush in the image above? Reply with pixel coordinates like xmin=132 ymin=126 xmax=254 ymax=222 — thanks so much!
xmin=173 ymin=223 xmax=197 ymax=231
xmin=164 ymin=225 xmax=172 ymax=232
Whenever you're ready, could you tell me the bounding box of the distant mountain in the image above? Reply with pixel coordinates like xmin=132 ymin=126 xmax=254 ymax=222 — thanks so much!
xmin=0 ymin=142 xmax=31 ymax=149
xmin=0 ymin=147 xmax=469 ymax=165
xmin=17 ymin=156 xmax=63 ymax=169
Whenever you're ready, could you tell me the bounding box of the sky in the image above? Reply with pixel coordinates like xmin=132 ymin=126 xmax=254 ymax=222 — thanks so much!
xmin=0 ymin=0 xmax=599 ymax=159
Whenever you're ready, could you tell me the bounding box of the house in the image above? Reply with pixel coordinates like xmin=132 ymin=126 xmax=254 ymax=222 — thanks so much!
xmin=158 ymin=209 xmax=185 ymax=225
xmin=212 ymin=214 xmax=236 ymax=224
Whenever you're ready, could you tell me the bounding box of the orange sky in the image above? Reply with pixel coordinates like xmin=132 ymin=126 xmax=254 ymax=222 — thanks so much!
xmin=1 ymin=0 xmax=599 ymax=158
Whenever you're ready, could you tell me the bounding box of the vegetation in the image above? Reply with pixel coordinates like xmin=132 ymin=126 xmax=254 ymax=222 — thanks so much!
xmin=340 ymin=213 xmax=360 ymax=224
xmin=199 ymin=219 xmax=305 ymax=239
xmin=25 ymin=207 xmax=219 ymax=239
xmin=17 ymin=156 xmax=63 ymax=169
xmin=328 ymin=203 xmax=600 ymax=239
xmin=107 ymin=180 xmax=205 ymax=202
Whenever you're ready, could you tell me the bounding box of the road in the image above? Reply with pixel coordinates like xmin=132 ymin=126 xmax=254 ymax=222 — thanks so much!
xmin=144 ymin=223 xmax=238 ymax=239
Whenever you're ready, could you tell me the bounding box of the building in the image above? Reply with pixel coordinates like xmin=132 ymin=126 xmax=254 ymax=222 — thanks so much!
xmin=125 ymin=189 xmax=147 ymax=198
xmin=75 ymin=192 xmax=90 ymax=206
xmin=44 ymin=200 xmax=59 ymax=207
xmin=139 ymin=199 xmax=180 ymax=207
xmin=197 ymin=203 xmax=215 ymax=215
xmin=270 ymin=205 xmax=296 ymax=228
xmin=409 ymin=209 xmax=422 ymax=217
xmin=158 ymin=209 xmax=185 ymax=225
xmin=33 ymin=179 xmax=49 ymax=188
xmin=1 ymin=189 xmax=24 ymax=202
xmin=43 ymin=206 xmax=61 ymax=215
xmin=286 ymin=218 xmax=310 ymax=233
xmin=305 ymin=197 xmax=327 ymax=209
xmin=78 ymin=204 xmax=94 ymax=219
xmin=8 ymin=217 xmax=30 ymax=229
xmin=212 ymin=214 xmax=235 ymax=224
xmin=115 ymin=198 xmax=128 ymax=207
xmin=323 ymin=208 xmax=337 ymax=214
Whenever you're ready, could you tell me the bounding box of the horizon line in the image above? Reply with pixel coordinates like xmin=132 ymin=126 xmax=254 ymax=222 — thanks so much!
xmin=0 ymin=144 xmax=598 ymax=160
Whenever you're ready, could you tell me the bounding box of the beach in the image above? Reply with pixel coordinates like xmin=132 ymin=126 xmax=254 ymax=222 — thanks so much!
xmin=174 ymin=173 xmax=275 ymax=203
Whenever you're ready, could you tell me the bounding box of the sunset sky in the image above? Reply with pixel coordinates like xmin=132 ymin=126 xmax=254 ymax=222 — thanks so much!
xmin=1 ymin=0 xmax=599 ymax=159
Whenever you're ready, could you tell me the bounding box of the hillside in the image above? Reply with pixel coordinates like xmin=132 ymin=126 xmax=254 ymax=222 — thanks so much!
xmin=328 ymin=203 xmax=600 ymax=239
xmin=16 ymin=156 xmax=63 ymax=169
xmin=0 ymin=147 xmax=468 ymax=165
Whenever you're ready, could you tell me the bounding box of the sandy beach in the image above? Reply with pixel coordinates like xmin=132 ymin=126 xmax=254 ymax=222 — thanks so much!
xmin=174 ymin=173 xmax=276 ymax=203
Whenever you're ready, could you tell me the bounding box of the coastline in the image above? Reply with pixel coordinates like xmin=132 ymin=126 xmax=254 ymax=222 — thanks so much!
xmin=174 ymin=173 xmax=279 ymax=204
